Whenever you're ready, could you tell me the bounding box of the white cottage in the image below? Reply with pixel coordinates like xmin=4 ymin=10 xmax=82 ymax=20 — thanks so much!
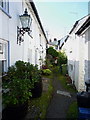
xmin=0 ymin=0 xmax=48 ymax=73
xmin=61 ymin=15 xmax=90 ymax=91
xmin=0 ymin=0 xmax=47 ymax=117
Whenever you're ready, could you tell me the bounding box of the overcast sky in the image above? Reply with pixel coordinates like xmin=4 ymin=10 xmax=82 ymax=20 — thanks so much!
xmin=34 ymin=1 xmax=89 ymax=40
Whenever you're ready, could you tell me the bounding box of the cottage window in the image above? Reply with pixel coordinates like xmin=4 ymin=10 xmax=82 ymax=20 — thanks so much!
xmin=0 ymin=43 xmax=3 ymax=54
xmin=0 ymin=0 xmax=9 ymax=13
xmin=28 ymin=19 xmax=33 ymax=38
xmin=2 ymin=60 xmax=7 ymax=73
xmin=69 ymin=64 xmax=73 ymax=71
xmin=0 ymin=41 xmax=8 ymax=73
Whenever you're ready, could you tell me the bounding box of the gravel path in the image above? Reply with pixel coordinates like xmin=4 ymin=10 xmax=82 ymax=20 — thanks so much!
xmin=46 ymin=74 xmax=76 ymax=119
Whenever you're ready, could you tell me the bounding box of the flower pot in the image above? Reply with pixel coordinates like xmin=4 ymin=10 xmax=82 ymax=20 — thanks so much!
xmin=31 ymin=80 xmax=42 ymax=98
xmin=2 ymin=102 xmax=28 ymax=120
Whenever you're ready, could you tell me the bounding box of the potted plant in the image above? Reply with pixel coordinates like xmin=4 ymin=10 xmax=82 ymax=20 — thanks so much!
xmin=2 ymin=60 xmax=43 ymax=120
xmin=2 ymin=78 xmax=32 ymax=120
xmin=24 ymin=62 xmax=42 ymax=98
xmin=2 ymin=61 xmax=32 ymax=120
xmin=30 ymin=65 xmax=42 ymax=98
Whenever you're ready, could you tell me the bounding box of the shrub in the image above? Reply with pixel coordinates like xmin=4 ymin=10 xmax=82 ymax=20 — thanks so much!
xmin=57 ymin=51 xmax=67 ymax=66
xmin=31 ymin=65 xmax=42 ymax=84
xmin=47 ymin=47 xmax=58 ymax=58
xmin=2 ymin=60 xmax=42 ymax=106
xmin=46 ymin=47 xmax=59 ymax=66
xmin=42 ymin=69 xmax=52 ymax=75
xmin=3 ymin=78 xmax=32 ymax=106
xmin=42 ymin=65 xmax=48 ymax=69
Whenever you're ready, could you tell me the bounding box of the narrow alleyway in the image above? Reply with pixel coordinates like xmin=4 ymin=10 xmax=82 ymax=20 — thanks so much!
xmin=46 ymin=74 xmax=76 ymax=119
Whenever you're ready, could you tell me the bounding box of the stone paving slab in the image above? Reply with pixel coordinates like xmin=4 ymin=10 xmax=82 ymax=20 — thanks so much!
xmin=57 ymin=90 xmax=71 ymax=97
xmin=42 ymin=77 xmax=50 ymax=92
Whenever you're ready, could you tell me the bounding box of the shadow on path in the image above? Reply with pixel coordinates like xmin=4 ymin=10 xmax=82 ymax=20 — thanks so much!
xmin=46 ymin=74 xmax=76 ymax=119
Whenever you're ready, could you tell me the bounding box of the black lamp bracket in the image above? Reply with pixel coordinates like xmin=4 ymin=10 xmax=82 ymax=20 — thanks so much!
xmin=17 ymin=26 xmax=32 ymax=45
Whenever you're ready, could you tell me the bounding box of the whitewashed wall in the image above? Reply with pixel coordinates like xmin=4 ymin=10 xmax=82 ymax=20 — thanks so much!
xmin=62 ymin=19 xmax=89 ymax=91
xmin=0 ymin=1 xmax=47 ymax=116
xmin=0 ymin=0 xmax=47 ymax=71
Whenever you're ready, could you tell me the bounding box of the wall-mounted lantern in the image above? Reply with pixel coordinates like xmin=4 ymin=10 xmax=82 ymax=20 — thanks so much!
xmin=17 ymin=8 xmax=32 ymax=45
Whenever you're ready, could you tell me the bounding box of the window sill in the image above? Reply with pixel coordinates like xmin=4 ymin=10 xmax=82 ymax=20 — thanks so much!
xmin=0 ymin=6 xmax=11 ymax=18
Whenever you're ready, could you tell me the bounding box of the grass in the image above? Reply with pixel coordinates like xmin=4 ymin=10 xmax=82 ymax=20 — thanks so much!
xmin=62 ymin=64 xmax=67 ymax=75
xmin=28 ymin=75 xmax=54 ymax=119
xmin=56 ymin=66 xmax=78 ymax=119
xmin=58 ymin=74 xmax=77 ymax=93
xmin=67 ymin=101 xmax=78 ymax=120
xmin=52 ymin=66 xmax=77 ymax=93
xmin=27 ymin=66 xmax=77 ymax=119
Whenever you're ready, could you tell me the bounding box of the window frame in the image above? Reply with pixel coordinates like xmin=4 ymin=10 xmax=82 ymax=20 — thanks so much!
xmin=0 ymin=43 xmax=3 ymax=54
xmin=0 ymin=0 xmax=11 ymax=18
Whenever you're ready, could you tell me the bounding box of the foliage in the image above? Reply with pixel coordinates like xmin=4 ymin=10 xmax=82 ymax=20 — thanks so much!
xmin=58 ymin=74 xmax=77 ymax=93
xmin=42 ymin=69 xmax=52 ymax=76
xmin=43 ymin=58 xmax=53 ymax=70
xmin=3 ymin=78 xmax=32 ymax=105
xmin=52 ymin=66 xmax=60 ymax=74
xmin=46 ymin=47 xmax=58 ymax=66
xmin=46 ymin=47 xmax=67 ymax=67
xmin=48 ymin=64 xmax=53 ymax=69
xmin=28 ymin=75 xmax=54 ymax=119
xmin=59 ymin=64 xmax=68 ymax=75
xmin=31 ymin=65 xmax=42 ymax=84
xmin=62 ymin=64 xmax=67 ymax=75
xmin=2 ymin=60 xmax=42 ymax=106
xmin=67 ymin=101 xmax=78 ymax=119
xmin=5 ymin=61 xmax=41 ymax=86
xmin=42 ymin=65 xmax=48 ymax=69
xmin=47 ymin=47 xmax=58 ymax=58
xmin=57 ymin=51 xmax=67 ymax=66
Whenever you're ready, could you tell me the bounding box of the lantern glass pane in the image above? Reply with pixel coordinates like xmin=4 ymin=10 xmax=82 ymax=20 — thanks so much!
xmin=20 ymin=16 xmax=30 ymax=29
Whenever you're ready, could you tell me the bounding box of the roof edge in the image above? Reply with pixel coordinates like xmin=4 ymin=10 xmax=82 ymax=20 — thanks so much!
xmin=29 ymin=1 xmax=48 ymax=43
xmin=69 ymin=14 xmax=90 ymax=35
xmin=75 ymin=16 xmax=90 ymax=35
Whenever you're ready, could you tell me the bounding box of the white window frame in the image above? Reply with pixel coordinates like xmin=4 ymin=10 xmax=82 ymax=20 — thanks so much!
xmin=0 ymin=40 xmax=8 ymax=73
xmin=0 ymin=43 xmax=3 ymax=54
xmin=28 ymin=18 xmax=33 ymax=38
xmin=0 ymin=0 xmax=9 ymax=14
xmin=69 ymin=64 xmax=73 ymax=71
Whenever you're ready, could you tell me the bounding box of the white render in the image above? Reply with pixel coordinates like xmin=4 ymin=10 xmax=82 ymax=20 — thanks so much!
xmin=62 ymin=15 xmax=90 ymax=91
xmin=0 ymin=0 xmax=47 ymax=71
xmin=0 ymin=1 xmax=47 ymax=115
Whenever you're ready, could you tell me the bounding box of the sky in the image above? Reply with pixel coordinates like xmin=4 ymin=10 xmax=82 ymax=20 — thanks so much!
xmin=34 ymin=1 xmax=89 ymax=40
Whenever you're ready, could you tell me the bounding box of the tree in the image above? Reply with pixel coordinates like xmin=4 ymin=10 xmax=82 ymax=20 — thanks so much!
xmin=57 ymin=51 xmax=67 ymax=66
xmin=47 ymin=47 xmax=58 ymax=58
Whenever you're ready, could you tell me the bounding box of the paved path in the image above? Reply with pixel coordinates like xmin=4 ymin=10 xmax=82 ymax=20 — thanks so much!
xmin=46 ymin=74 xmax=76 ymax=119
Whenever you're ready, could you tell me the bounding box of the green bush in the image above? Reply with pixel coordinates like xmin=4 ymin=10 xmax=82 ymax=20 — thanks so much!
xmin=2 ymin=60 xmax=42 ymax=106
xmin=47 ymin=47 xmax=58 ymax=58
xmin=57 ymin=51 xmax=67 ymax=66
xmin=62 ymin=64 xmax=67 ymax=75
xmin=42 ymin=69 xmax=52 ymax=75
xmin=46 ymin=47 xmax=58 ymax=66
xmin=67 ymin=101 xmax=78 ymax=119
xmin=3 ymin=78 xmax=32 ymax=105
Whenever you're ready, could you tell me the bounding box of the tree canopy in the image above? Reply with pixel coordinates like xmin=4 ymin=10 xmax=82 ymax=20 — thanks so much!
xmin=46 ymin=47 xmax=58 ymax=58
xmin=57 ymin=51 xmax=67 ymax=65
